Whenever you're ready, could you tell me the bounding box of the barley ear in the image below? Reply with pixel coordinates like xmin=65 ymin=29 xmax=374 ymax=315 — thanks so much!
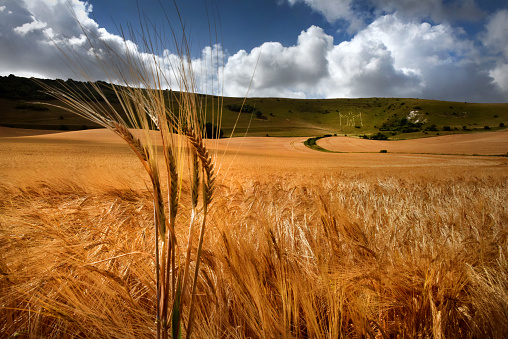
xmin=110 ymin=122 xmax=149 ymax=164
xmin=185 ymin=128 xmax=215 ymax=205
xmin=166 ymin=146 xmax=179 ymax=223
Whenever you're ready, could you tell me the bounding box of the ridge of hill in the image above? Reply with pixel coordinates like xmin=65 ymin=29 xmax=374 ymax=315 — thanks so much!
xmin=1 ymin=74 xmax=507 ymax=138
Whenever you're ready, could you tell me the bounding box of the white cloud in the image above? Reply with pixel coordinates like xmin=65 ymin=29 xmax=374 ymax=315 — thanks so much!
xmin=221 ymin=14 xmax=506 ymax=102
xmin=0 ymin=0 xmax=184 ymax=89
xmin=323 ymin=33 xmax=422 ymax=98
xmin=490 ymin=64 xmax=508 ymax=93
xmin=223 ymin=25 xmax=333 ymax=98
xmin=13 ymin=15 xmax=47 ymax=35
xmin=0 ymin=0 xmax=507 ymax=102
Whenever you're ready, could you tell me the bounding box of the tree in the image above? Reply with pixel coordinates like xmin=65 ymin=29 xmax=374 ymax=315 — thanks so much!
xmin=204 ymin=122 xmax=223 ymax=139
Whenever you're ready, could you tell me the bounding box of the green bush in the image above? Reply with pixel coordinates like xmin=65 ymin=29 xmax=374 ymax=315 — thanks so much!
xmin=370 ymin=132 xmax=388 ymax=140
xmin=204 ymin=122 xmax=223 ymax=139
xmin=226 ymin=103 xmax=255 ymax=113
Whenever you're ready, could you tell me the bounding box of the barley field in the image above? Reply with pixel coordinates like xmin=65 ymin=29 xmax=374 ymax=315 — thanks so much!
xmin=1 ymin=128 xmax=507 ymax=338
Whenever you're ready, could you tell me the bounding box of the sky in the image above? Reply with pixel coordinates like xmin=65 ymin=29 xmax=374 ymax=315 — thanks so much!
xmin=1 ymin=0 xmax=508 ymax=102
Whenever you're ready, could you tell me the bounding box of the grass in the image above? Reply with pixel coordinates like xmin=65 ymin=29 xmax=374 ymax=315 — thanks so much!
xmin=304 ymin=135 xmax=337 ymax=152
xmin=1 ymin=172 xmax=507 ymax=337
xmin=2 ymin=80 xmax=508 ymax=138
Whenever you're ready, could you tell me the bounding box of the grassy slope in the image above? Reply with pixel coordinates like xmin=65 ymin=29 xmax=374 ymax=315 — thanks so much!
xmin=1 ymin=76 xmax=507 ymax=137
xmin=215 ymin=97 xmax=508 ymax=138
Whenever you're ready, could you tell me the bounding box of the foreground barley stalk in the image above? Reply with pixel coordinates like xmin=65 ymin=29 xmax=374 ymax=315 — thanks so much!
xmin=33 ymin=10 xmax=221 ymax=337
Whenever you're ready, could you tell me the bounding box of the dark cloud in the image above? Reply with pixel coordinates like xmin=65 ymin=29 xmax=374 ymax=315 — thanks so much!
xmin=373 ymin=0 xmax=486 ymax=23
xmin=287 ymin=0 xmax=486 ymax=26
xmin=482 ymin=10 xmax=508 ymax=92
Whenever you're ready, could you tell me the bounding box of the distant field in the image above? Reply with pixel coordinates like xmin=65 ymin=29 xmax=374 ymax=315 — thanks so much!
xmin=1 ymin=127 xmax=506 ymax=188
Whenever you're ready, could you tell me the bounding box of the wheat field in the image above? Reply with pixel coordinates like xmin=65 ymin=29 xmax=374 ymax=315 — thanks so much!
xmin=1 ymin=128 xmax=507 ymax=338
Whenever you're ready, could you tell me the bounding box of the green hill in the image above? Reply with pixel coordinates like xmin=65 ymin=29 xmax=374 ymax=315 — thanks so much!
xmin=1 ymin=75 xmax=507 ymax=138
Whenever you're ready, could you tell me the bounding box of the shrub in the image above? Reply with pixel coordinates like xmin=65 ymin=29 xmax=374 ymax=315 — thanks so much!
xmin=226 ymin=103 xmax=255 ymax=113
xmin=380 ymin=149 xmax=387 ymax=153
xmin=443 ymin=126 xmax=451 ymax=131
xmin=370 ymin=132 xmax=388 ymax=140
xmin=204 ymin=122 xmax=224 ymax=139
xmin=500 ymin=122 xmax=505 ymax=128
xmin=255 ymin=110 xmax=267 ymax=120
xmin=484 ymin=125 xmax=491 ymax=130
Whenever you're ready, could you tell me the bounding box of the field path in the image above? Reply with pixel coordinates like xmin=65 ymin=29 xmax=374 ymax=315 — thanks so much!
xmin=317 ymin=130 xmax=508 ymax=155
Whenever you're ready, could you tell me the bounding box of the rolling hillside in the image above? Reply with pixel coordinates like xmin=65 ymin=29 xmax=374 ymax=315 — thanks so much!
xmin=1 ymin=75 xmax=507 ymax=138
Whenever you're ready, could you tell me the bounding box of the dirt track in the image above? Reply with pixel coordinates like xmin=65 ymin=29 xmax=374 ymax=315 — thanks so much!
xmin=317 ymin=130 xmax=508 ymax=155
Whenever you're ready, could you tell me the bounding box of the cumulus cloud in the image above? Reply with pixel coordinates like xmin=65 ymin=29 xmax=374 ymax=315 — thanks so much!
xmin=482 ymin=10 xmax=508 ymax=93
xmin=0 ymin=0 xmax=100 ymax=79
xmin=323 ymin=34 xmax=422 ymax=98
xmin=13 ymin=15 xmax=47 ymax=35
xmin=223 ymin=25 xmax=333 ymax=98
xmin=331 ymin=14 xmax=501 ymax=102
xmin=223 ymin=13 xmax=506 ymax=102
xmin=0 ymin=0 xmax=217 ymax=92
xmin=1 ymin=0 xmax=507 ymax=102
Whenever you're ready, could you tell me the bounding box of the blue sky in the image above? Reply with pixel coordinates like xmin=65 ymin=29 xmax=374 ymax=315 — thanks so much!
xmin=1 ymin=0 xmax=508 ymax=102
xmin=89 ymin=0 xmax=334 ymax=55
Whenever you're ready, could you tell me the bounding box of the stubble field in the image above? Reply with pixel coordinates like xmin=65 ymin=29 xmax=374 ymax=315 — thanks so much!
xmin=1 ymin=127 xmax=507 ymax=338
